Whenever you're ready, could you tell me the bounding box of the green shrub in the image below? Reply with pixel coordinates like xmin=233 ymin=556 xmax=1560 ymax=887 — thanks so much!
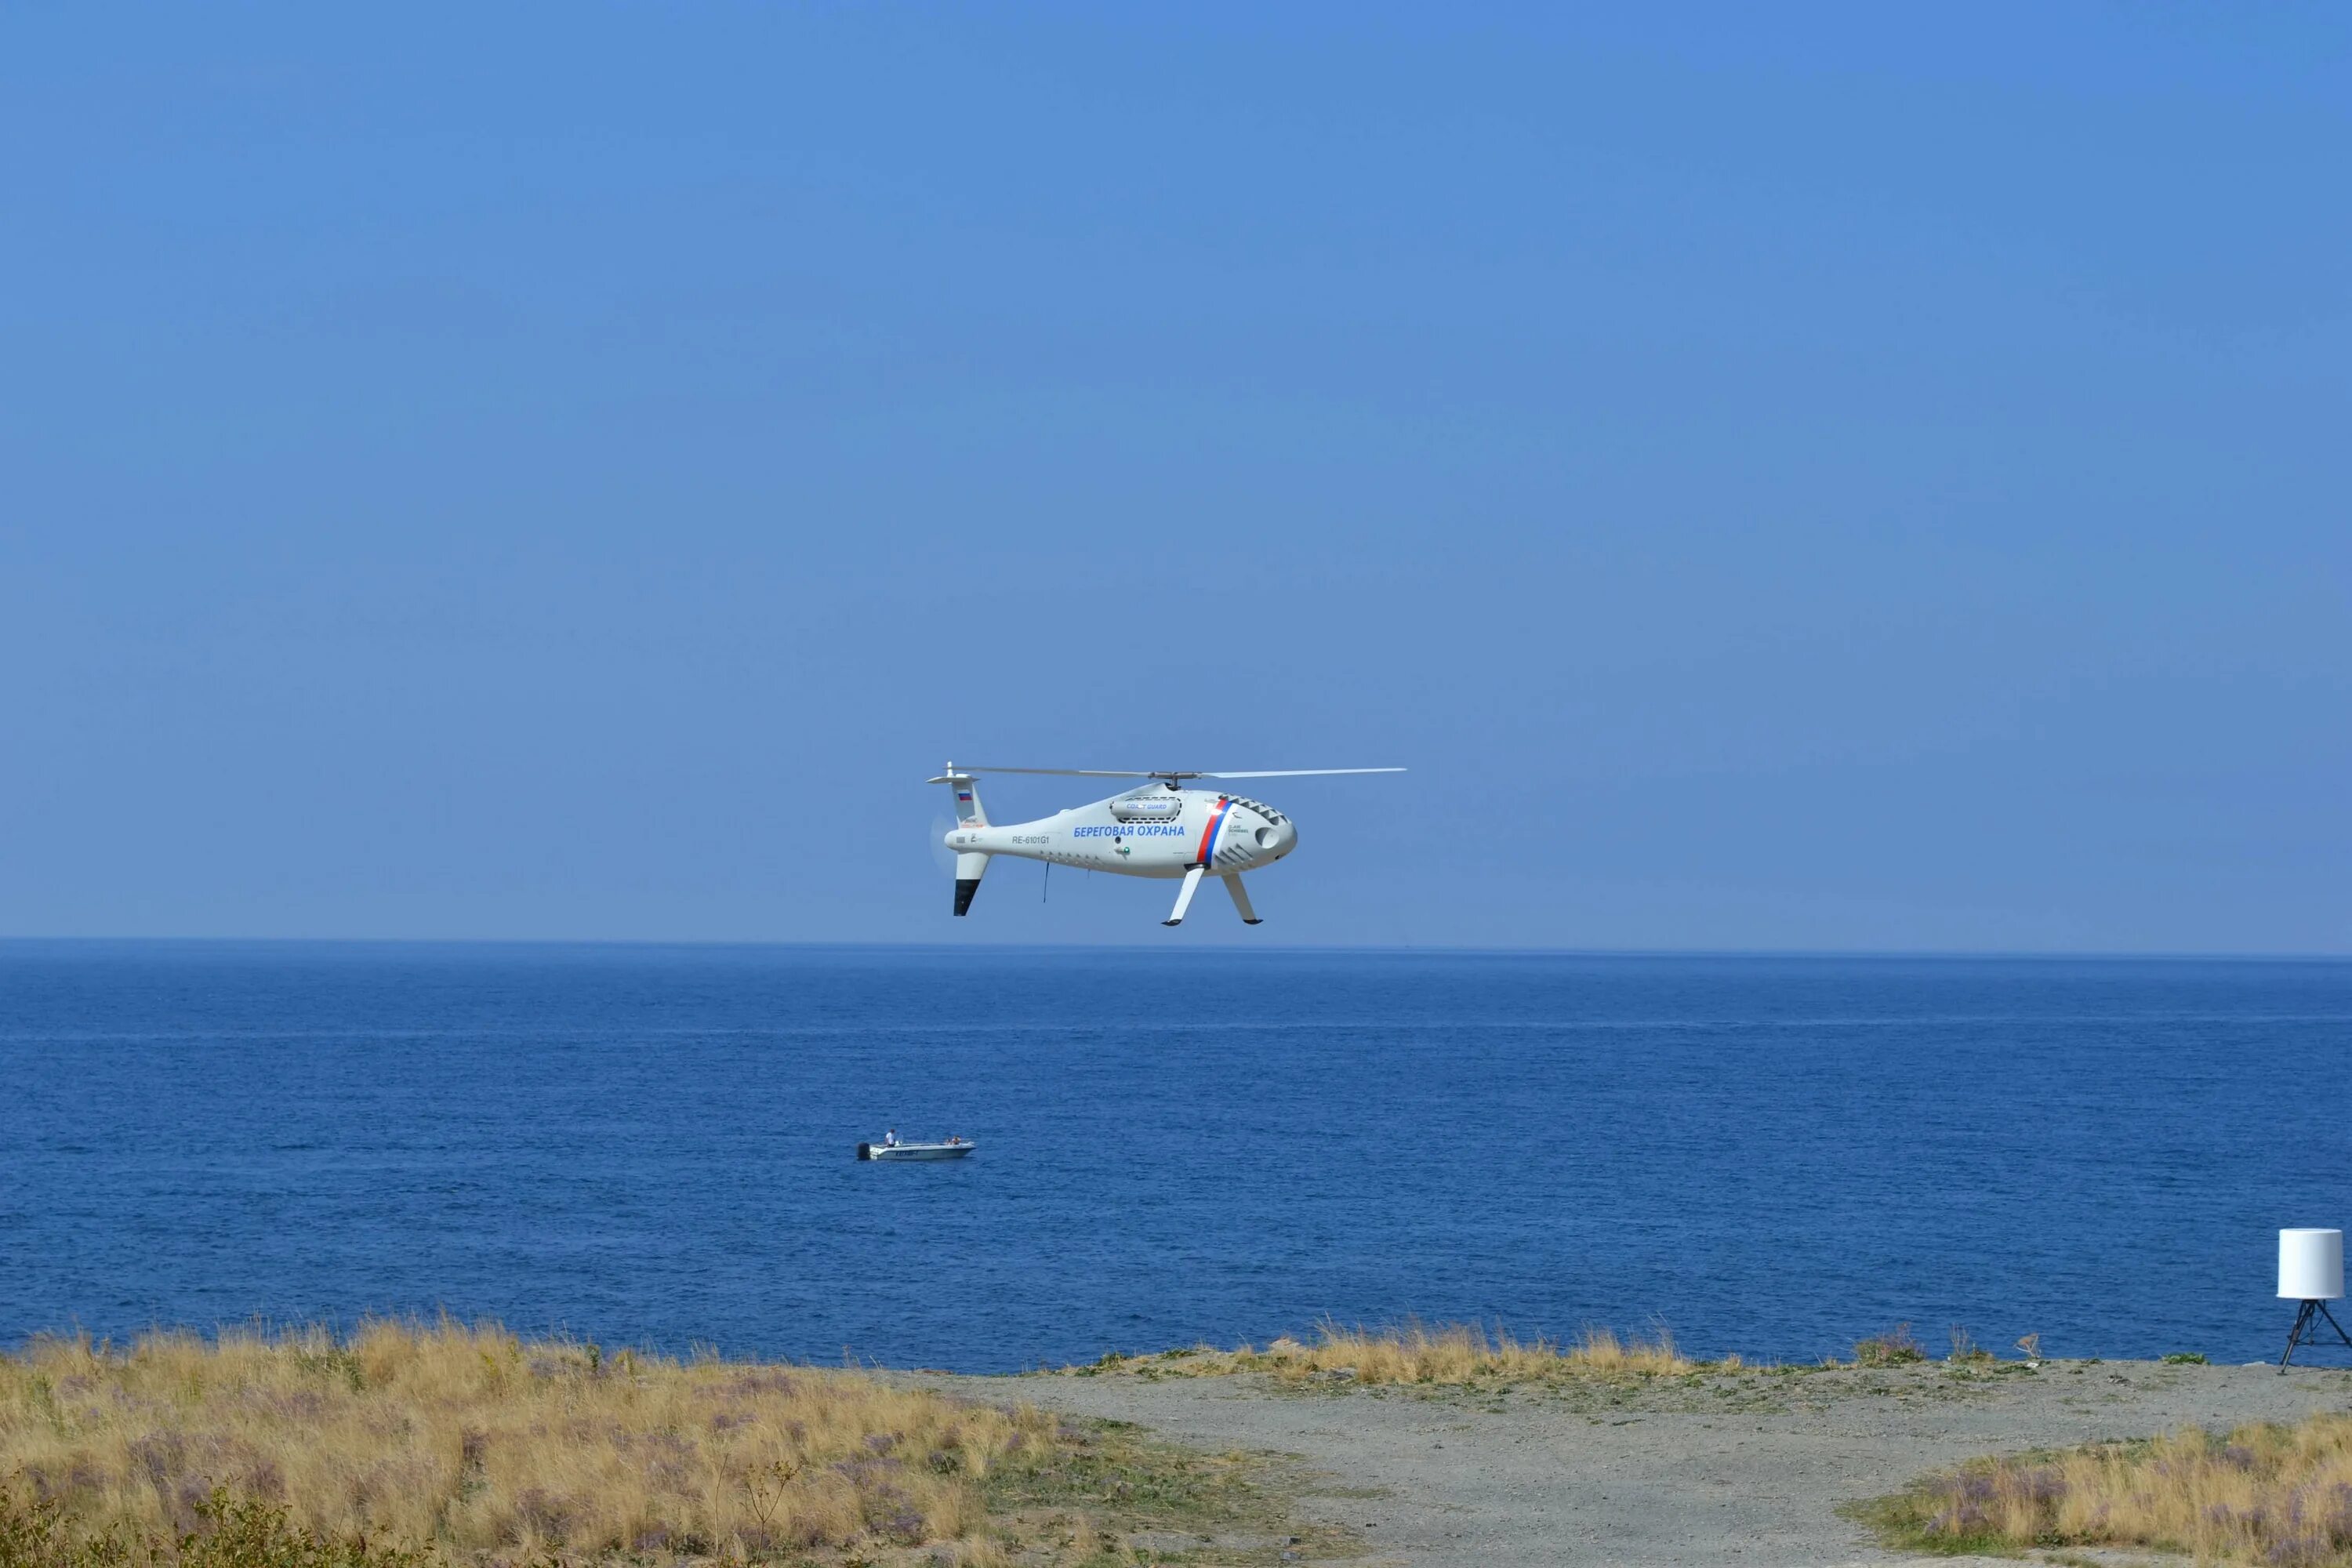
xmin=1853 ymin=1323 xmax=1926 ymax=1367
xmin=0 ymin=1490 xmax=434 ymax=1568
xmin=0 ymin=1492 xmax=128 ymax=1568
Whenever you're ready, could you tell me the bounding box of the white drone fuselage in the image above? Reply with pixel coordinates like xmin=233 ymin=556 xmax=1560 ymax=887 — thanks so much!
xmin=931 ymin=764 xmax=1399 ymax=926
xmin=946 ymin=784 xmax=1297 ymax=881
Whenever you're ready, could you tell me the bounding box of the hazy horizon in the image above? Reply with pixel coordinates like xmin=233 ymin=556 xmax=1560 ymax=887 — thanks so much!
xmin=5 ymin=937 xmax=2347 ymax=964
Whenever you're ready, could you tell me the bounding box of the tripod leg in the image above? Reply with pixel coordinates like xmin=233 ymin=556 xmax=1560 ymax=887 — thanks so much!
xmin=2317 ymin=1301 xmax=2352 ymax=1347
xmin=2282 ymin=1301 xmax=2318 ymax=1372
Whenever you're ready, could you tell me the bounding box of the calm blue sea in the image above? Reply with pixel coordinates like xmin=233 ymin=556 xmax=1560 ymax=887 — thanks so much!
xmin=3 ymin=942 xmax=2349 ymax=1371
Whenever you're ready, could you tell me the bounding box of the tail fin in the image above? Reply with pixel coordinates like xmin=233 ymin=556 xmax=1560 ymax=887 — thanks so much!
xmin=929 ymin=764 xmax=990 ymax=916
xmin=927 ymin=763 xmax=988 ymax=826
xmin=953 ymin=852 xmax=987 ymax=916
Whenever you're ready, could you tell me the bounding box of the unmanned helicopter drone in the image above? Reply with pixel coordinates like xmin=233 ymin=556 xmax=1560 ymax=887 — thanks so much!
xmin=929 ymin=763 xmax=1403 ymax=926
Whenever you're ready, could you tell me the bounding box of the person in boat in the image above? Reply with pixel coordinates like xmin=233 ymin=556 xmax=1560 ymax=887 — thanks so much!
xmin=884 ymin=1129 xmax=898 ymax=1147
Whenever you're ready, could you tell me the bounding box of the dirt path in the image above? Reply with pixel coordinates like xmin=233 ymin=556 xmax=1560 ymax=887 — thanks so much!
xmin=923 ymin=1360 xmax=2352 ymax=1566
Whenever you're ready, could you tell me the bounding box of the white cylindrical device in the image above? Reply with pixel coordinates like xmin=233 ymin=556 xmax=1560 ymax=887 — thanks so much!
xmin=2279 ymin=1229 xmax=2344 ymax=1301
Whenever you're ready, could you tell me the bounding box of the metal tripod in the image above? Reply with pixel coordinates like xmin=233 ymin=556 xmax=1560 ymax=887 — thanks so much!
xmin=2279 ymin=1298 xmax=2352 ymax=1371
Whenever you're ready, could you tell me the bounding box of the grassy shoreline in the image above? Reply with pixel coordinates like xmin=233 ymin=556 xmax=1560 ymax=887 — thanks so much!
xmin=0 ymin=1322 xmax=1336 ymax=1567
xmin=1068 ymin=1319 xmax=1697 ymax=1386
xmin=8 ymin=1316 xmax=2317 ymax=1567
xmin=1856 ymin=1415 xmax=2352 ymax=1565
xmin=1060 ymin=1316 xmax=2074 ymax=1389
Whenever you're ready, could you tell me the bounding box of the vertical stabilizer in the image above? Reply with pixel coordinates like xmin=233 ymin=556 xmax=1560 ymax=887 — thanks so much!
xmin=953 ymin=852 xmax=988 ymax=916
xmin=927 ymin=762 xmax=988 ymax=826
xmin=929 ymin=763 xmax=990 ymax=916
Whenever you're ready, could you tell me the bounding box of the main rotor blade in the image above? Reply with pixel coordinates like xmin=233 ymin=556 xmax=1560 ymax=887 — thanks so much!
xmin=954 ymin=766 xmax=1188 ymax=778
xmin=953 ymin=765 xmax=1406 ymax=779
xmin=1199 ymin=768 xmax=1406 ymax=779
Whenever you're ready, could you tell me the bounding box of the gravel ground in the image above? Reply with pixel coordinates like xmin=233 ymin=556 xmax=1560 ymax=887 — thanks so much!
xmin=919 ymin=1359 xmax=2352 ymax=1566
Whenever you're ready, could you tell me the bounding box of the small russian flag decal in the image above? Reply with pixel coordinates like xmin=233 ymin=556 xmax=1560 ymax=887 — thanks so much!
xmin=956 ymin=791 xmax=972 ymax=801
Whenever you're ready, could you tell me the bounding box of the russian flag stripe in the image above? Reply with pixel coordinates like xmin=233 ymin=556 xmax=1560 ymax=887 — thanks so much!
xmin=1195 ymin=797 xmax=1232 ymax=867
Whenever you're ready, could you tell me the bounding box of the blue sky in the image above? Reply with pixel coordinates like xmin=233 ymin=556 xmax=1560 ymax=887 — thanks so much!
xmin=3 ymin=5 xmax=2344 ymax=950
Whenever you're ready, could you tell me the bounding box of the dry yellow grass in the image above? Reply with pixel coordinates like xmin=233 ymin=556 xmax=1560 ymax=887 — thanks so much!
xmin=1866 ymin=1414 xmax=2352 ymax=1565
xmin=1080 ymin=1318 xmax=1700 ymax=1385
xmin=0 ymin=1320 xmax=1044 ymax=1562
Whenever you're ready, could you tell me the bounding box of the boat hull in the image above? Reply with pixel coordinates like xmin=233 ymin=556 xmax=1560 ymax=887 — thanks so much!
xmin=856 ymin=1142 xmax=975 ymax=1161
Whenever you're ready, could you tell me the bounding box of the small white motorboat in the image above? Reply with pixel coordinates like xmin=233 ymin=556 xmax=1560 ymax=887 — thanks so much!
xmin=857 ymin=1137 xmax=975 ymax=1161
